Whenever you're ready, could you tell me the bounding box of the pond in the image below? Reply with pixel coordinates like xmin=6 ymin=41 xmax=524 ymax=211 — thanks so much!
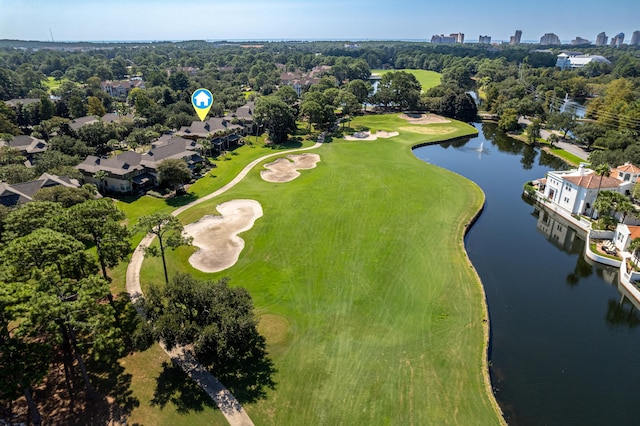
xmin=413 ymin=123 xmax=640 ymax=426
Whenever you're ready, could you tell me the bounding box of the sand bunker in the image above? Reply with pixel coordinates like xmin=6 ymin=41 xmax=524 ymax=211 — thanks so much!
xmin=398 ymin=125 xmax=458 ymax=135
xmin=184 ymin=199 xmax=263 ymax=273
xmin=343 ymin=130 xmax=399 ymax=141
xmin=261 ymin=153 xmax=321 ymax=183
xmin=399 ymin=113 xmax=450 ymax=124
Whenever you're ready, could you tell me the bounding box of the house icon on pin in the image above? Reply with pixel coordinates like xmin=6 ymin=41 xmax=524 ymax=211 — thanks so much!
xmin=194 ymin=91 xmax=211 ymax=108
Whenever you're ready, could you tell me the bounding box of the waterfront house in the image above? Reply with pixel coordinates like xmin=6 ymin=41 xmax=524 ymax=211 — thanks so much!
xmin=540 ymin=163 xmax=635 ymax=217
xmin=614 ymin=223 xmax=640 ymax=253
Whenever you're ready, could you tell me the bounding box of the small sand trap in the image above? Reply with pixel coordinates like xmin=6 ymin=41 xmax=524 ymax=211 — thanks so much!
xmin=399 ymin=113 xmax=450 ymax=124
xmin=184 ymin=199 xmax=263 ymax=273
xmin=261 ymin=153 xmax=321 ymax=183
xmin=343 ymin=130 xmax=399 ymax=141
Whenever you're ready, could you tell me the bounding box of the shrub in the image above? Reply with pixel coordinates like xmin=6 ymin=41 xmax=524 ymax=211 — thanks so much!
xmin=146 ymin=190 xmax=163 ymax=198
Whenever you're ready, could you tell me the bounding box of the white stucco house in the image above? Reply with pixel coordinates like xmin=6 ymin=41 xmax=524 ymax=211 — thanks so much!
xmin=540 ymin=163 xmax=635 ymax=217
xmin=614 ymin=224 xmax=640 ymax=252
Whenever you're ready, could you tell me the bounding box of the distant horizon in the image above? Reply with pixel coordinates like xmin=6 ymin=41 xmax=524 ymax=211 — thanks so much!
xmin=1 ymin=0 xmax=639 ymax=43
xmin=1 ymin=37 xmax=637 ymax=46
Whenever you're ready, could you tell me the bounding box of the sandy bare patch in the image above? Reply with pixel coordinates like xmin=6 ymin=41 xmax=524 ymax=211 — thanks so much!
xmin=343 ymin=130 xmax=399 ymax=141
xmin=399 ymin=113 xmax=450 ymax=124
xmin=257 ymin=314 xmax=290 ymax=345
xmin=398 ymin=125 xmax=458 ymax=135
xmin=184 ymin=199 xmax=263 ymax=273
xmin=261 ymin=153 xmax=321 ymax=183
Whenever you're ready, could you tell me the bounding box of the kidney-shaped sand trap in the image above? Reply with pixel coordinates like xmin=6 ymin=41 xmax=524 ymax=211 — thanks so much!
xmin=184 ymin=199 xmax=263 ymax=273
xmin=261 ymin=153 xmax=321 ymax=183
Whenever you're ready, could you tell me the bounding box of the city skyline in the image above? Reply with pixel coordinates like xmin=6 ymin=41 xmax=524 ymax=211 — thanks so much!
xmin=1 ymin=0 xmax=639 ymax=43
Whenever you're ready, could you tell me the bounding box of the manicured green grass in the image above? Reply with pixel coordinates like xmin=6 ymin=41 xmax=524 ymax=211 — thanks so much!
xmin=44 ymin=76 xmax=71 ymax=92
xmin=546 ymin=146 xmax=584 ymax=166
xmin=138 ymin=115 xmax=502 ymax=424
xmin=371 ymin=69 xmax=442 ymax=92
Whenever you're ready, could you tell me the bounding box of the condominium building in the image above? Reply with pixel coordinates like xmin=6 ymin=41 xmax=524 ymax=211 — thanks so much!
xmin=479 ymin=35 xmax=492 ymax=44
xmin=431 ymin=33 xmax=464 ymax=44
xmin=571 ymin=36 xmax=590 ymax=45
xmin=631 ymin=31 xmax=640 ymax=46
xmin=595 ymin=32 xmax=608 ymax=46
xmin=509 ymin=30 xmax=522 ymax=45
xmin=540 ymin=33 xmax=561 ymax=45
xmin=610 ymin=32 xmax=624 ymax=47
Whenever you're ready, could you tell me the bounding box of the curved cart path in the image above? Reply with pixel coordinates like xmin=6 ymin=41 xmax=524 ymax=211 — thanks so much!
xmin=126 ymin=142 xmax=322 ymax=426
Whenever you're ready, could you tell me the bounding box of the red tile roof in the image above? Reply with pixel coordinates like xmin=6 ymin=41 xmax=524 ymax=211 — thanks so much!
xmin=628 ymin=226 xmax=640 ymax=240
xmin=617 ymin=163 xmax=640 ymax=173
xmin=564 ymin=174 xmax=621 ymax=189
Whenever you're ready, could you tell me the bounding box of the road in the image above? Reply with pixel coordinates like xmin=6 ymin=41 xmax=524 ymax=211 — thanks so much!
xmin=518 ymin=117 xmax=589 ymax=161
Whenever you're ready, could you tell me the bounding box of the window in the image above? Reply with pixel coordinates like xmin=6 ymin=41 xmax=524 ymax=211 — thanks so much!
xmin=563 ymin=197 xmax=570 ymax=203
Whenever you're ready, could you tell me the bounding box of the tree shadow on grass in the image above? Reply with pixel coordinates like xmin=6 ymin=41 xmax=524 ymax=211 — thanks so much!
xmin=151 ymin=347 xmax=276 ymax=414
xmin=151 ymin=361 xmax=216 ymax=414
xmin=166 ymin=192 xmax=198 ymax=207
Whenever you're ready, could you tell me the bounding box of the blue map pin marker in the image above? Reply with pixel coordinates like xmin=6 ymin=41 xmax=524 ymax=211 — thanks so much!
xmin=191 ymin=88 xmax=213 ymax=121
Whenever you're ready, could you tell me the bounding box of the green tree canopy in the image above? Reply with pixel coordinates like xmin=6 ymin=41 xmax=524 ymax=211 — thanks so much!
xmin=254 ymin=95 xmax=296 ymax=143
xmin=142 ymin=273 xmax=276 ymax=402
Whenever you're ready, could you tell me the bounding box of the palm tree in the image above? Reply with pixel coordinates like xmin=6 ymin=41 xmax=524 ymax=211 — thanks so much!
xmin=616 ymin=200 xmax=634 ymax=223
xmin=591 ymin=163 xmax=610 ymax=219
xmin=628 ymin=237 xmax=640 ymax=264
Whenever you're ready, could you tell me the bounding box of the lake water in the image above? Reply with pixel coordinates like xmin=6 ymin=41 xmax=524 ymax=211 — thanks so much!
xmin=413 ymin=123 xmax=640 ymax=426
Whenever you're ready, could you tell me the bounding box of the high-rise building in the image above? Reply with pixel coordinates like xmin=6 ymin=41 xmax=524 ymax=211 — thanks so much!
xmin=510 ymin=30 xmax=522 ymax=45
xmin=631 ymin=30 xmax=640 ymax=46
xmin=540 ymin=33 xmax=561 ymax=45
xmin=431 ymin=34 xmax=456 ymax=44
xmin=571 ymin=36 xmax=590 ymax=45
xmin=479 ymin=35 xmax=492 ymax=44
xmin=431 ymin=33 xmax=464 ymax=44
xmin=610 ymin=32 xmax=625 ymax=47
xmin=595 ymin=32 xmax=608 ymax=46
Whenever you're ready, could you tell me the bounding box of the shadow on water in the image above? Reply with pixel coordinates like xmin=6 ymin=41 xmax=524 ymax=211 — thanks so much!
xmin=414 ymin=122 xmax=640 ymax=426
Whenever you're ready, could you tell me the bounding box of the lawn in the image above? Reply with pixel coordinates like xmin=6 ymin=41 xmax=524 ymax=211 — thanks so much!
xmin=44 ymin=76 xmax=71 ymax=92
xmin=136 ymin=114 xmax=502 ymax=424
xmin=371 ymin=69 xmax=442 ymax=92
xmin=546 ymin=146 xmax=584 ymax=166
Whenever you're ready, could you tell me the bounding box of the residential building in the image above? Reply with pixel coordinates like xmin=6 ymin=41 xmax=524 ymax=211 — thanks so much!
xmin=612 ymin=162 xmax=640 ymax=183
xmin=610 ymin=32 xmax=625 ymax=47
xmin=631 ymin=30 xmax=640 ymax=46
xmin=0 ymin=173 xmax=80 ymax=207
xmin=479 ymin=35 xmax=492 ymax=44
xmin=614 ymin=224 xmax=640 ymax=253
xmin=100 ymin=77 xmax=145 ymax=98
xmin=76 ymin=136 xmax=203 ymax=194
xmin=279 ymin=65 xmax=331 ymax=95
xmin=69 ymin=113 xmax=134 ymax=132
xmin=540 ymin=33 xmax=561 ymax=45
xmin=539 ymin=163 xmax=635 ymax=217
xmin=431 ymin=34 xmax=461 ymax=44
xmin=0 ymin=135 xmax=47 ymax=167
xmin=556 ymin=53 xmax=610 ymax=70
xmin=595 ymin=32 xmax=608 ymax=46
xmin=571 ymin=36 xmax=590 ymax=45
xmin=510 ymin=30 xmax=522 ymax=45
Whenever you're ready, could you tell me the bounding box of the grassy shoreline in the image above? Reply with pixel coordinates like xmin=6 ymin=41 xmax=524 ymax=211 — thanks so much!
xmin=129 ymin=114 xmax=503 ymax=425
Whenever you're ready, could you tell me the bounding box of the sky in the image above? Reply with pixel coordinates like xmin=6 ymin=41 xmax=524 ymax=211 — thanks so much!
xmin=1 ymin=0 xmax=639 ymax=43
